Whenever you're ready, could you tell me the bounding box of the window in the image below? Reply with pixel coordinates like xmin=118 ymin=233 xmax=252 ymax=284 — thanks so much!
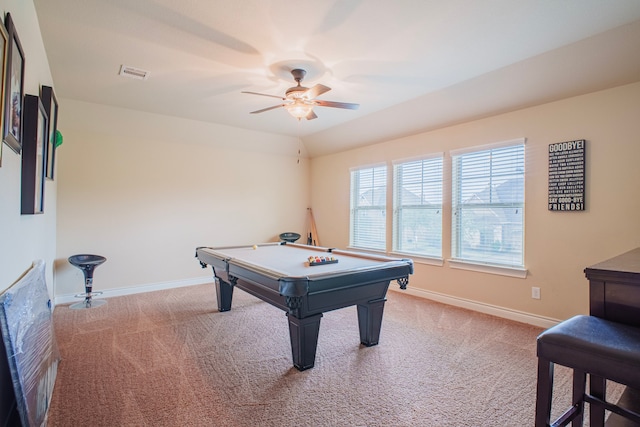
xmin=393 ymin=155 xmax=443 ymax=257
xmin=451 ymin=139 xmax=525 ymax=268
xmin=350 ymin=165 xmax=387 ymax=251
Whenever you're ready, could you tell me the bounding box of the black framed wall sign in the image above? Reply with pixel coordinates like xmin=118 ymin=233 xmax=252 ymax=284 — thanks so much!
xmin=548 ymin=139 xmax=586 ymax=211
xmin=3 ymin=13 xmax=24 ymax=155
xmin=21 ymin=95 xmax=47 ymax=215
xmin=40 ymin=86 xmax=58 ymax=179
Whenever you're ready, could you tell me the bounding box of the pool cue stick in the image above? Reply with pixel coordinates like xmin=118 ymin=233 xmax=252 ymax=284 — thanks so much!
xmin=308 ymin=208 xmax=320 ymax=246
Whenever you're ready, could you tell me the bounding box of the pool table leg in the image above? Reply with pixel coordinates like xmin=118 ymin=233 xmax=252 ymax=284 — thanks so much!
xmin=357 ymin=298 xmax=387 ymax=346
xmin=214 ymin=277 xmax=234 ymax=312
xmin=287 ymin=313 xmax=323 ymax=371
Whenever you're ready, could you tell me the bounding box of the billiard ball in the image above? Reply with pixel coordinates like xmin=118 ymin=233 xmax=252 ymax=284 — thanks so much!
xmin=252 ymin=245 xmax=258 ymax=250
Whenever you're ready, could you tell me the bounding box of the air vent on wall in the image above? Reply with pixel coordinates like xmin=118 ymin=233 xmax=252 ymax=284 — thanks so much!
xmin=119 ymin=65 xmax=150 ymax=80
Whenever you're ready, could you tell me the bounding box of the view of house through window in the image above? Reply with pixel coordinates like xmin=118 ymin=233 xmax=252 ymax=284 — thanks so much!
xmin=350 ymin=165 xmax=387 ymax=251
xmin=451 ymin=139 xmax=525 ymax=267
xmin=392 ymin=155 xmax=443 ymax=257
xmin=349 ymin=140 xmax=524 ymax=268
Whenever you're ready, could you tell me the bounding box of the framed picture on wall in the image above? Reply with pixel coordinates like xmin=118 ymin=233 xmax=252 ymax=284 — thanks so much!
xmin=3 ymin=13 xmax=25 ymax=155
xmin=41 ymin=86 xmax=58 ymax=179
xmin=21 ymin=95 xmax=48 ymax=215
xmin=0 ymin=20 xmax=8 ymax=166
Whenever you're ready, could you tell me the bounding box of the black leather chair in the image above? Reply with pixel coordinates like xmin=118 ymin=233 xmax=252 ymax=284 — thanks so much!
xmin=535 ymin=315 xmax=640 ymax=426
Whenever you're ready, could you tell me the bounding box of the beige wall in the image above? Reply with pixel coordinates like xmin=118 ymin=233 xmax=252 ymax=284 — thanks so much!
xmin=310 ymin=82 xmax=640 ymax=323
xmin=3 ymin=0 xmax=639 ymax=325
xmin=0 ymin=0 xmax=56 ymax=294
xmin=55 ymin=100 xmax=310 ymax=299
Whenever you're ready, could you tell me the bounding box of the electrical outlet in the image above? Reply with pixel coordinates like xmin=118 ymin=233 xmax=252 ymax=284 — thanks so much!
xmin=531 ymin=287 xmax=541 ymax=299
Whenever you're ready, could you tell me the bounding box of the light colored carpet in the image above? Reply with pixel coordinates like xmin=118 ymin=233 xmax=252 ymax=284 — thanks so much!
xmin=47 ymin=283 xmax=618 ymax=426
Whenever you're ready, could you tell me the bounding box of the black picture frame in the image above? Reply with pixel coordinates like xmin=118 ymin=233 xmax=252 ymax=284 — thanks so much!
xmin=0 ymin=20 xmax=8 ymax=166
xmin=548 ymin=140 xmax=586 ymax=212
xmin=3 ymin=13 xmax=24 ymax=154
xmin=41 ymin=86 xmax=58 ymax=179
xmin=21 ymin=95 xmax=47 ymax=215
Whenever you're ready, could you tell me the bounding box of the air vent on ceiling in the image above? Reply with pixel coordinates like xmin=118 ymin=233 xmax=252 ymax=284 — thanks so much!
xmin=119 ymin=65 xmax=150 ymax=80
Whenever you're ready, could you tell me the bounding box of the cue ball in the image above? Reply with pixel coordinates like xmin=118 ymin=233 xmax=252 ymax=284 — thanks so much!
xmin=252 ymin=245 xmax=258 ymax=250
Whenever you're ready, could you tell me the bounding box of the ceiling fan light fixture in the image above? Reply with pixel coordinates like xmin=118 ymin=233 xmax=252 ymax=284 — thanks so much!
xmin=285 ymin=86 xmax=307 ymax=100
xmin=285 ymin=100 xmax=313 ymax=119
xmin=243 ymin=68 xmax=357 ymax=120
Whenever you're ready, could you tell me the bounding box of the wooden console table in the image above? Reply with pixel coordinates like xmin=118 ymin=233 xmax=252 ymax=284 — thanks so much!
xmin=584 ymin=247 xmax=640 ymax=427
xmin=585 ymin=247 xmax=640 ymax=327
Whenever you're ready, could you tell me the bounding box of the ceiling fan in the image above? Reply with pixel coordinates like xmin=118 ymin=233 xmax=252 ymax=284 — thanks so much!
xmin=242 ymin=69 xmax=359 ymax=120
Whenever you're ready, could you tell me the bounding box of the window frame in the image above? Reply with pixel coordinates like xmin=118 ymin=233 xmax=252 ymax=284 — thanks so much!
xmin=349 ymin=164 xmax=388 ymax=252
xmin=449 ymin=138 xmax=527 ymax=277
xmin=391 ymin=153 xmax=444 ymax=260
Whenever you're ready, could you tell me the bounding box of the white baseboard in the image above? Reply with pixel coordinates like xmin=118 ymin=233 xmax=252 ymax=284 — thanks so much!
xmin=390 ymin=286 xmax=560 ymax=329
xmin=56 ymin=276 xmax=559 ymax=329
xmin=54 ymin=276 xmax=213 ymax=306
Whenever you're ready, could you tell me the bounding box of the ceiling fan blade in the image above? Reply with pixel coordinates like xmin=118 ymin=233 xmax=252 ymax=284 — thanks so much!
xmin=242 ymin=91 xmax=286 ymax=100
xmin=314 ymin=100 xmax=359 ymax=110
xmin=306 ymin=110 xmax=318 ymax=120
xmin=303 ymin=84 xmax=331 ymax=100
xmin=250 ymin=104 xmax=286 ymax=114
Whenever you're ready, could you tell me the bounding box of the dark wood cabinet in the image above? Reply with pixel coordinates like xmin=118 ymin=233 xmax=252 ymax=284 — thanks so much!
xmin=585 ymin=248 xmax=640 ymax=426
xmin=585 ymin=247 xmax=640 ymax=327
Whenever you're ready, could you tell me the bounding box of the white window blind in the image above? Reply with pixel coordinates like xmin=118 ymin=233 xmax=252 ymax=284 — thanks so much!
xmin=451 ymin=141 xmax=525 ymax=267
xmin=350 ymin=165 xmax=387 ymax=250
xmin=393 ymin=156 xmax=443 ymax=257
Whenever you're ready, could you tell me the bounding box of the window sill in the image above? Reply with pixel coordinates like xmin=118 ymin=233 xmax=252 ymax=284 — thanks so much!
xmin=447 ymin=259 xmax=528 ymax=278
xmin=346 ymin=246 xmax=387 ymax=256
xmin=389 ymin=252 xmax=444 ymax=267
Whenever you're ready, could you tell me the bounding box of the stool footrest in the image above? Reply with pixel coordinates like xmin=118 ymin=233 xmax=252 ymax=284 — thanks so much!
xmin=74 ymin=291 xmax=103 ymax=298
xmin=584 ymin=392 xmax=640 ymax=425
xmin=550 ymin=403 xmax=582 ymax=427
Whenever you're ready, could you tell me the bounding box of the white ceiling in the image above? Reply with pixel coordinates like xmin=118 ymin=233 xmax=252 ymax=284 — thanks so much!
xmin=33 ymin=0 xmax=640 ymax=157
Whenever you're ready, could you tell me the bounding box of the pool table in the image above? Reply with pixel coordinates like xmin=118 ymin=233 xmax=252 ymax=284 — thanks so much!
xmin=196 ymin=242 xmax=413 ymax=370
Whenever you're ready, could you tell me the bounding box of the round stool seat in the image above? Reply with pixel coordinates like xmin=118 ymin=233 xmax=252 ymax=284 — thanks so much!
xmin=279 ymin=232 xmax=301 ymax=243
xmin=68 ymin=254 xmax=106 ymax=269
xmin=68 ymin=254 xmax=107 ymax=309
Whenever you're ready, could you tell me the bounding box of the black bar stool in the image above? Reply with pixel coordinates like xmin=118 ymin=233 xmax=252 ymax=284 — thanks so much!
xmin=279 ymin=232 xmax=301 ymax=243
xmin=68 ymin=254 xmax=107 ymax=309
xmin=535 ymin=315 xmax=640 ymax=426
